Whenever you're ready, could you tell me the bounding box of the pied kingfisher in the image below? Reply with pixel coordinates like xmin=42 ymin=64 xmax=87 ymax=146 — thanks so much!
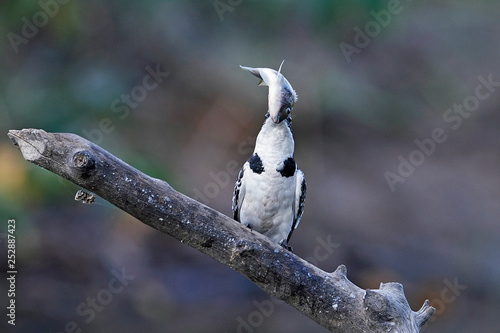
xmin=232 ymin=61 xmax=306 ymax=249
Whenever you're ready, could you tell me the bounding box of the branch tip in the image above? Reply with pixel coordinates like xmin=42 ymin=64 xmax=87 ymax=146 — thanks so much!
xmin=415 ymin=299 xmax=435 ymax=327
xmin=333 ymin=264 xmax=347 ymax=278
xmin=7 ymin=128 xmax=48 ymax=162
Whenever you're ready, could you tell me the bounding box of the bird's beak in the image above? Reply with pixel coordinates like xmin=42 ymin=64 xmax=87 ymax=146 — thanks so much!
xmin=240 ymin=62 xmax=297 ymax=124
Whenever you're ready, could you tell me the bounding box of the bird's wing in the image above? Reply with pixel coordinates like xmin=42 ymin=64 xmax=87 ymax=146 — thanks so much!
xmin=232 ymin=164 xmax=246 ymax=221
xmin=287 ymin=169 xmax=306 ymax=243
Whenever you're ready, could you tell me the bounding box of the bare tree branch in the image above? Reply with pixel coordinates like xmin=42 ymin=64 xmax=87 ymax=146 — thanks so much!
xmin=7 ymin=128 xmax=435 ymax=332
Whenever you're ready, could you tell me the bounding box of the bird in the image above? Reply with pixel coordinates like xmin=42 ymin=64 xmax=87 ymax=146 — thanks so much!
xmin=232 ymin=61 xmax=306 ymax=250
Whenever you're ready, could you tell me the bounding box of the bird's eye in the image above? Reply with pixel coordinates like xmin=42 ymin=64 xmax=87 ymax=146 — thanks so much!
xmin=286 ymin=108 xmax=291 ymax=114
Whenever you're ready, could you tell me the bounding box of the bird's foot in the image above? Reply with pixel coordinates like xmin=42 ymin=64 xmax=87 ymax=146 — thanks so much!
xmin=280 ymin=241 xmax=293 ymax=252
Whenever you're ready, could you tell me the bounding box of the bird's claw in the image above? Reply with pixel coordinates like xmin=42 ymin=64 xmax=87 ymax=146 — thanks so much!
xmin=280 ymin=241 xmax=293 ymax=252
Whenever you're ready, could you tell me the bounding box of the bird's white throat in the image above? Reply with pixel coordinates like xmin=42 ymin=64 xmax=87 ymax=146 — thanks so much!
xmin=254 ymin=117 xmax=294 ymax=163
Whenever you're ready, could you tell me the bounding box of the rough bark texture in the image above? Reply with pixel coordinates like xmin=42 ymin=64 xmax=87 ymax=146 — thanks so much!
xmin=7 ymin=128 xmax=435 ymax=332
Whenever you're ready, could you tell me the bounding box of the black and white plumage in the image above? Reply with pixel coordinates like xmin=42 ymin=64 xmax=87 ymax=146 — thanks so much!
xmin=232 ymin=62 xmax=306 ymax=249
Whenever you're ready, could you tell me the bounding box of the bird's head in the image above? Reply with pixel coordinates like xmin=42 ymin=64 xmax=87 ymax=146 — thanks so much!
xmin=240 ymin=61 xmax=298 ymax=124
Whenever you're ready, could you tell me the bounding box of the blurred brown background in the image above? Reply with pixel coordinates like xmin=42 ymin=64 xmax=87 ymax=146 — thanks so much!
xmin=1 ymin=0 xmax=500 ymax=332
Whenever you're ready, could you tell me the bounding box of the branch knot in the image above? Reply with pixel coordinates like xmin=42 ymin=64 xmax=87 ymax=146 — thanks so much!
xmin=72 ymin=150 xmax=95 ymax=170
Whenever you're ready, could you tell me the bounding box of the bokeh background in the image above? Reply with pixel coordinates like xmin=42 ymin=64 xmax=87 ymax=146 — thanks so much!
xmin=1 ymin=0 xmax=500 ymax=332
